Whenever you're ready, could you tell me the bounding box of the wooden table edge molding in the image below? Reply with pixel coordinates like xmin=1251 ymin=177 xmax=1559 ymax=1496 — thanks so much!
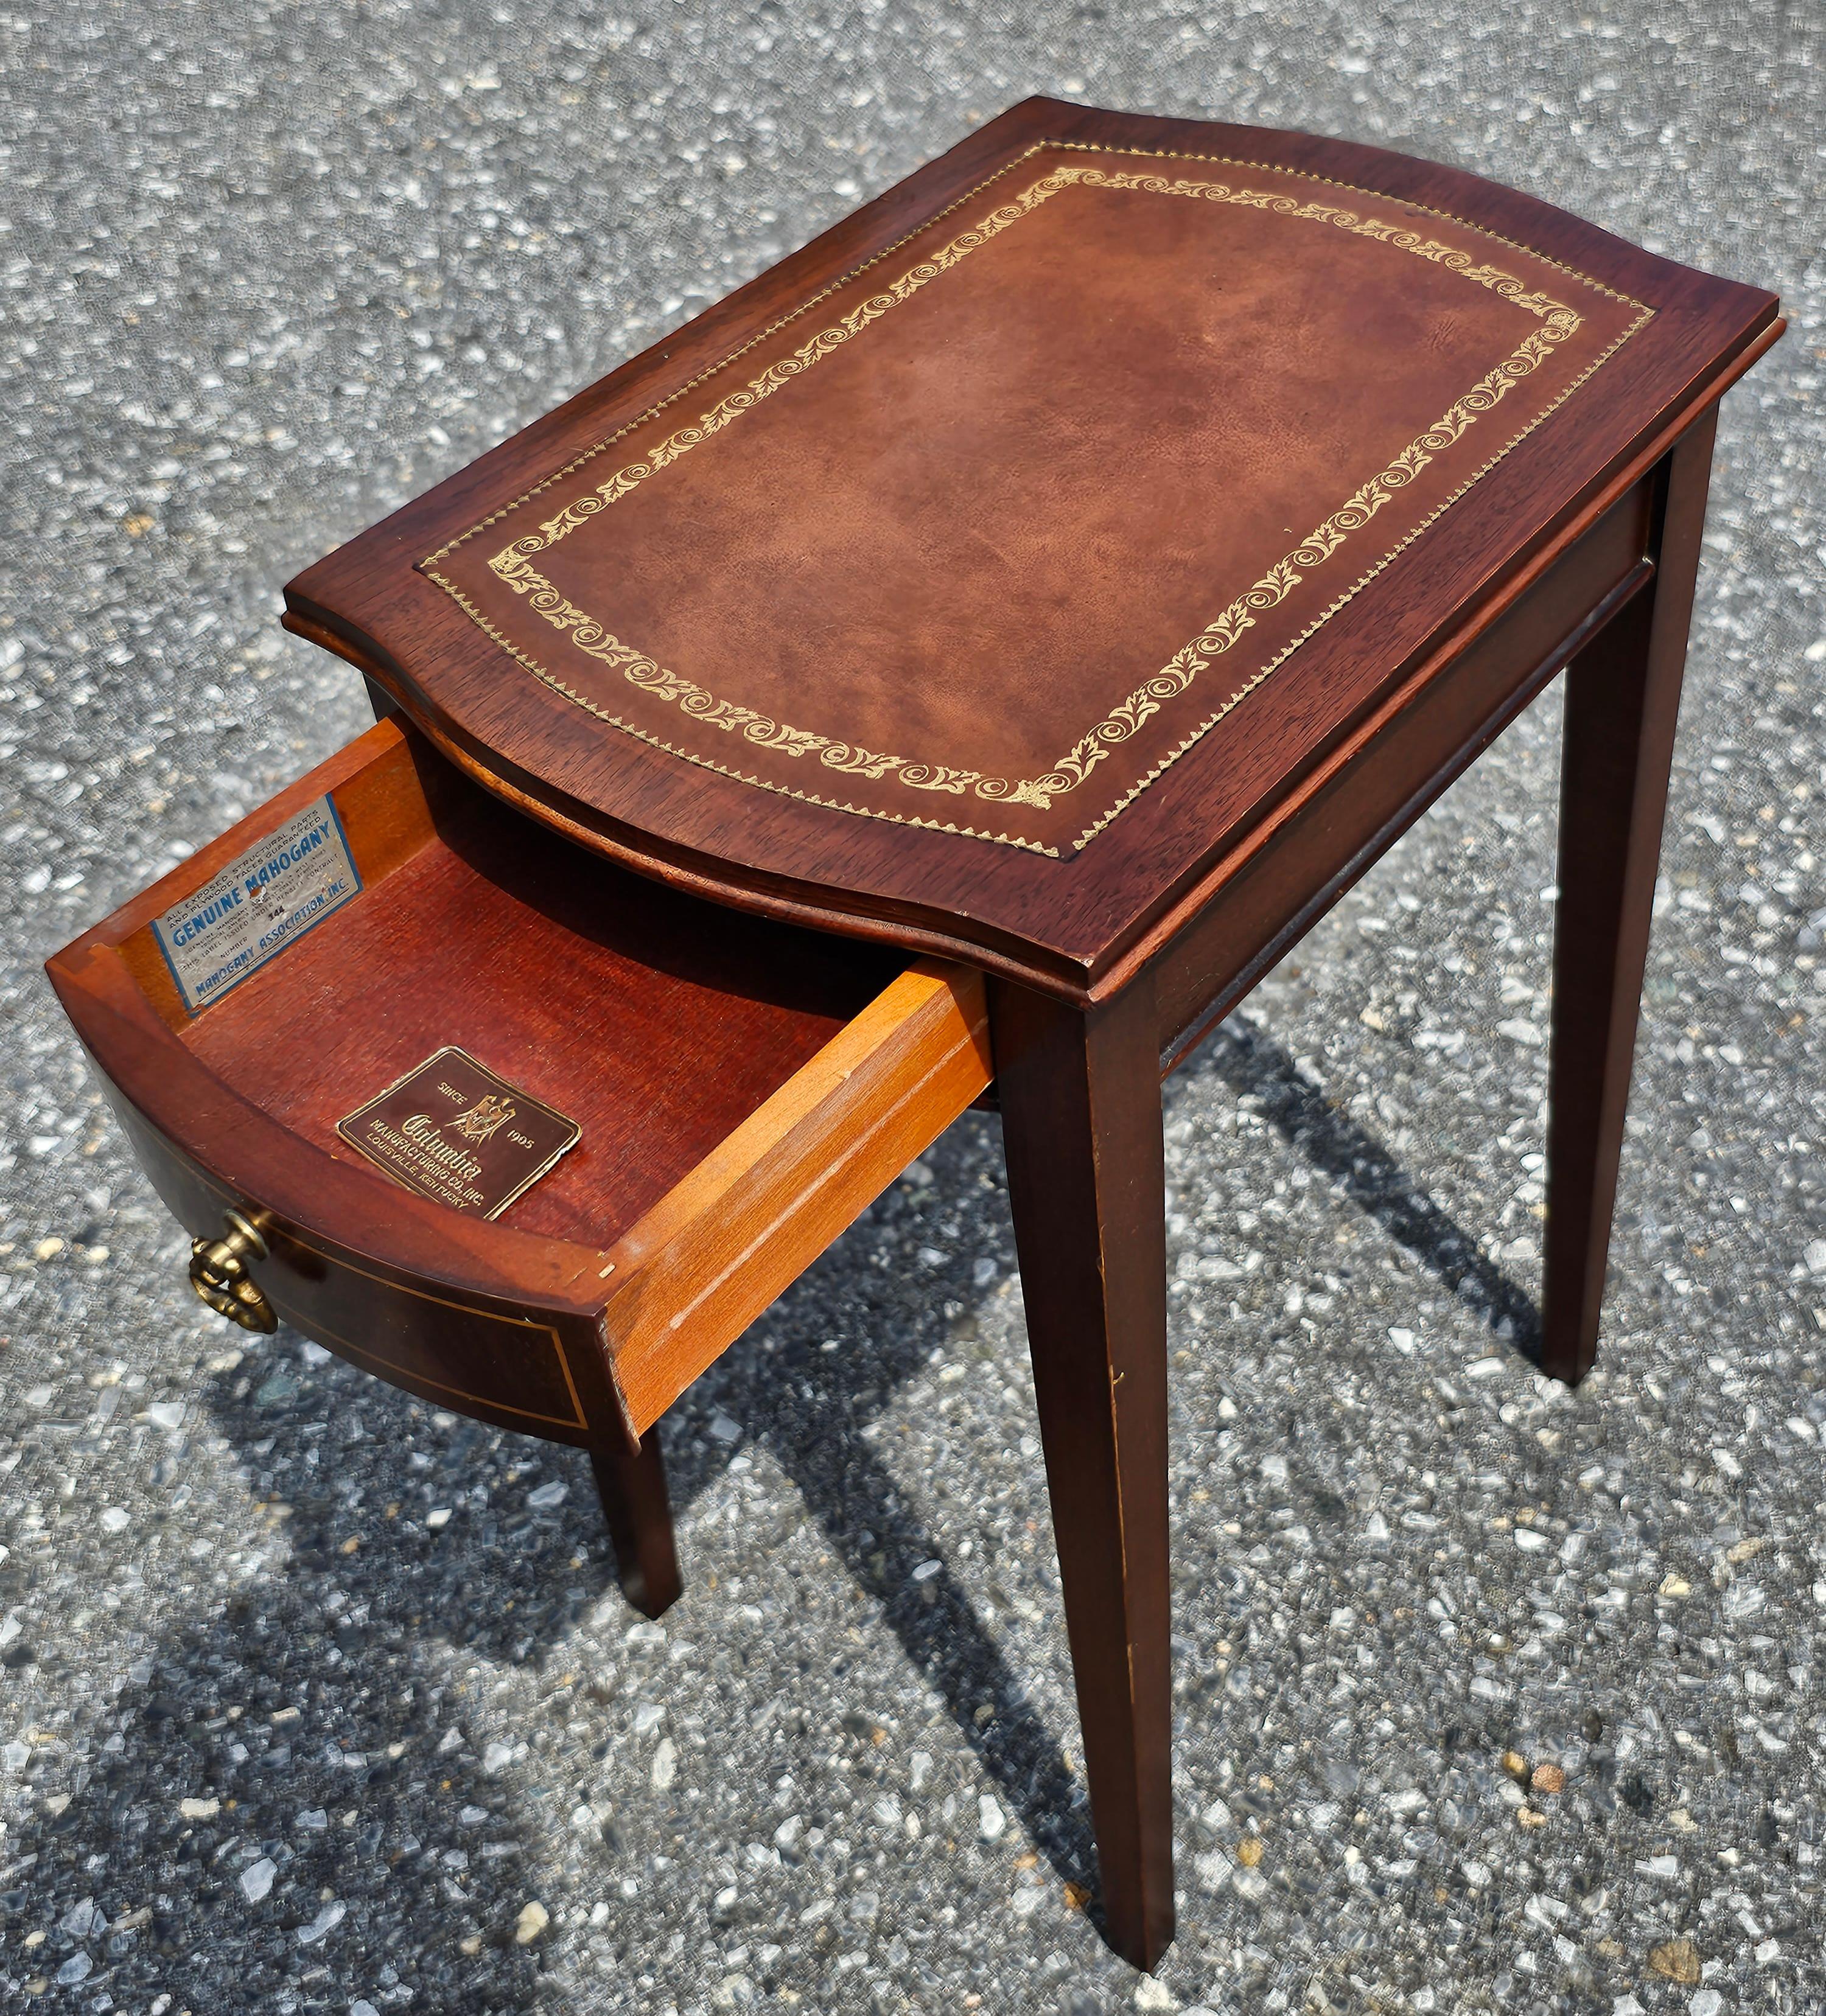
xmin=283 ymin=94 xmax=1782 ymax=1010
xmin=1101 ymin=312 xmax=1785 ymax=1017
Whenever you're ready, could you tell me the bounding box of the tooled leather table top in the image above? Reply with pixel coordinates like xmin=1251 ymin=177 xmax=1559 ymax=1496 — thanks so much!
xmin=287 ymin=100 xmax=1779 ymax=995
xmin=423 ymin=145 xmax=1648 ymax=859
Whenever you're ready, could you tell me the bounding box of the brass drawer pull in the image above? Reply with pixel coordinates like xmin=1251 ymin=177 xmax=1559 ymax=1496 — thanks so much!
xmin=188 ymin=1209 xmax=277 ymax=1333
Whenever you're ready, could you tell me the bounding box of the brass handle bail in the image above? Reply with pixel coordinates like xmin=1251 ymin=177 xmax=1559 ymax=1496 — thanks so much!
xmin=189 ymin=1208 xmax=278 ymax=1333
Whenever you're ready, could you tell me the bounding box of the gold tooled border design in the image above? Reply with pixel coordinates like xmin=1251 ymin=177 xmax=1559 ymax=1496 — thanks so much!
xmin=424 ymin=143 xmax=1653 ymax=855
xmin=451 ymin=167 xmax=1611 ymax=826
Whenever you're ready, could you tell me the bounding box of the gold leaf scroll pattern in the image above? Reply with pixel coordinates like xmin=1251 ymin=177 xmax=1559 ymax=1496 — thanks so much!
xmin=519 ymin=165 xmax=1578 ymax=561
xmin=486 ymin=335 xmax=1575 ymax=811
xmin=483 ymin=167 xmax=1584 ymax=811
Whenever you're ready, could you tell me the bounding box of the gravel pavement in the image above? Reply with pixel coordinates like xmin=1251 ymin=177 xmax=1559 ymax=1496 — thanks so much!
xmin=3 ymin=4 xmax=1824 ymax=2011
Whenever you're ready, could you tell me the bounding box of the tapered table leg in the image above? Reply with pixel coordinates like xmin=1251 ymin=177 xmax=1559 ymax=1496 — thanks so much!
xmin=992 ymin=974 xmax=1174 ymax=1971
xmin=592 ymin=1432 xmax=682 ymax=1618
xmin=1543 ymin=413 xmax=1719 ymax=1386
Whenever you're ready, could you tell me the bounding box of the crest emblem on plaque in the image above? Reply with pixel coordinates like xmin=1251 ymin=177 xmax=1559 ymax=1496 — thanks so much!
xmin=452 ymin=1093 xmax=516 ymax=1143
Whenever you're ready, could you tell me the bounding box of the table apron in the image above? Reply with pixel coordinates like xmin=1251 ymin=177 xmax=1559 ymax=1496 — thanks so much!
xmin=1152 ymin=469 xmax=1657 ymax=1073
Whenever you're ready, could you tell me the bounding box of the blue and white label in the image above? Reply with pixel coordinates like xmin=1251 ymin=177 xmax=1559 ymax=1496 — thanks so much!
xmin=152 ymin=793 xmax=362 ymax=1013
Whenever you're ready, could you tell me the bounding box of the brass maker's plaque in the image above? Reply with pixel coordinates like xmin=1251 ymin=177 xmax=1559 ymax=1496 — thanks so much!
xmin=337 ymin=1047 xmax=580 ymax=1220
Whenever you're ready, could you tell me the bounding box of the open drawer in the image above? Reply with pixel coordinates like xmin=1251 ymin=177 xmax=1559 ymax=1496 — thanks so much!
xmin=47 ymin=720 xmax=993 ymax=1451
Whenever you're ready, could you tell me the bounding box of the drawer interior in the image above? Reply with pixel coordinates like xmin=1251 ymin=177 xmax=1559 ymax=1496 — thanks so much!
xmin=111 ymin=725 xmax=902 ymax=1249
xmin=54 ymin=720 xmax=993 ymax=1440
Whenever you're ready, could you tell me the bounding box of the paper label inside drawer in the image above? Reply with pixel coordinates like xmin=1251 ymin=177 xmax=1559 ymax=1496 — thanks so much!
xmin=151 ymin=793 xmax=362 ymax=1013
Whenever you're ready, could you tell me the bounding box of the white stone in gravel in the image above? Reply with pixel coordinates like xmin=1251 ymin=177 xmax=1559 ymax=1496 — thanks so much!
xmin=911 ymin=1559 xmax=942 ymax=1582
xmin=239 ymin=1856 xmax=276 ymax=1902
xmin=145 ymin=1401 xmax=185 ymax=1429
xmin=1688 ymin=1993 xmax=1724 ymax=2016
xmin=1803 ymin=1239 xmax=1826 ymax=1274
xmin=514 ymin=1900 xmax=549 ymax=1944
xmin=1133 ymin=1979 xmax=1178 ymax=2011
xmin=179 ymin=1796 xmax=219 ymax=1819
xmin=483 ymin=1741 xmax=514 ymax=1773
xmin=707 ymin=1412 xmax=743 ymax=1442
xmin=526 ymin=1479 xmax=567 ymax=1509
xmin=651 ymin=1737 xmax=678 ymax=1790
xmin=908 ymin=1751 xmax=933 ymax=1792
xmin=425 ymin=1508 xmax=452 ymax=1529
xmin=59 ymin=1897 xmax=99 ymax=1937
xmin=100 ymin=1506 xmax=130 ymax=1533
xmin=1724 ymin=1582 xmax=1766 ymax=1621
xmin=978 ymin=1794 xmax=1006 ymax=1841
xmin=632 ymin=1702 xmax=666 ymax=1736
xmin=57 ymin=1952 xmax=94 ymax=1985
xmin=297 ymin=1899 xmax=345 ymax=1945
xmin=352 ymin=2003 xmax=380 ymax=2016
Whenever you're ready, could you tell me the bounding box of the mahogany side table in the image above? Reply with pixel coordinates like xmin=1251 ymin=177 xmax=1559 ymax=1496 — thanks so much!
xmin=49 ymin=100 xmax=1780 ymax=1970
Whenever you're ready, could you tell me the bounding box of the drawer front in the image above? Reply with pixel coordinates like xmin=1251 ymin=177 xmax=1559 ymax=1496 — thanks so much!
xmin=106 ymin=1084 xmax=611 ymax=1446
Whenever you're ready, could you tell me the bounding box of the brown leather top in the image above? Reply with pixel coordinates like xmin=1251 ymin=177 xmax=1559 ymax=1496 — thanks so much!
xmin=423 ymin=145 xmax=1648 ymax=857
xmin=287 ymin=100 xmax=1779 ymax=997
